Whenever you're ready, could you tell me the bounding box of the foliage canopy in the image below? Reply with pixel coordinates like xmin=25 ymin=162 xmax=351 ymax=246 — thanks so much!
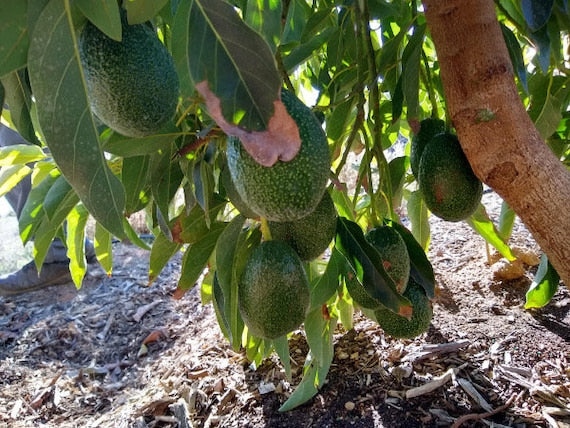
xmin=0 ymin=0 xmax=568 ymax=409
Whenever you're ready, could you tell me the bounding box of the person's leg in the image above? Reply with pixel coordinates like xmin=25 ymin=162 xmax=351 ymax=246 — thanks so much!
xmin=0 ymin=124 xmax=96 ymax=295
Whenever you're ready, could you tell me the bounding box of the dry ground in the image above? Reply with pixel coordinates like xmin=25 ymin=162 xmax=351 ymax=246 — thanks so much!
xmin=0 ymin=192 xmax=569 ymax=428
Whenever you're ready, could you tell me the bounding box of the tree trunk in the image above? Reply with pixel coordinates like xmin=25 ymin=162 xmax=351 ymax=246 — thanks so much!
xmin=422 ymin=0 xmax=570 ymax=285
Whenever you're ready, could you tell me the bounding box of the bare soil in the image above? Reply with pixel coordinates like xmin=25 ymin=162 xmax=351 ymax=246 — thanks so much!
xmin=0 ymin=192 xmax=569 ymax=428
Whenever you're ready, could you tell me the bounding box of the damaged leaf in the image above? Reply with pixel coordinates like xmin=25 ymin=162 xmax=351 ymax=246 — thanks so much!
xmin=180 ymin=0 xmax=300 ymax=166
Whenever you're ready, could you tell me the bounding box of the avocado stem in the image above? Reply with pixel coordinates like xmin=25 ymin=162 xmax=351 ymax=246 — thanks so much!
xmin=260 ymin=217 xmax=272 ymax=241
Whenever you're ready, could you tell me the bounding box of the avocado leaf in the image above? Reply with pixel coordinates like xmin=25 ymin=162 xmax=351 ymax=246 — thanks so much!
xmin=335 ymin=217 xmax=411 ymax=316
xmin=176 ymin=0 xmax=301 ymax=167
xmin=388 ymin=220 xmax=436 ymax=299
xmin=28 ymin=0 xmax=126 ymax=238
xmin=525 ymin=255 xmax=560 ymax=309
xmin=176 ymin=222 xmax=227 ymax=295
xmin=467 ymin=204 xmax=516 ymax=261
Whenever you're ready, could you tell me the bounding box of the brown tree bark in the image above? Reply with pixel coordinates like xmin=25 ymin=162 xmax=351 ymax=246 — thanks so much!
xmin=422 ymin=0 xmax=570 ymax=285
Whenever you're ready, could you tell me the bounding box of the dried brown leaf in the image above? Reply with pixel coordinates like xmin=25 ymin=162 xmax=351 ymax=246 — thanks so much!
xmin=195 ymin=81 xmax=301 ymax=167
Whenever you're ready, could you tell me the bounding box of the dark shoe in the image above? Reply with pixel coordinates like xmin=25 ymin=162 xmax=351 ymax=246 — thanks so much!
xmin=0 ymin=260 xmax=72 ymax=296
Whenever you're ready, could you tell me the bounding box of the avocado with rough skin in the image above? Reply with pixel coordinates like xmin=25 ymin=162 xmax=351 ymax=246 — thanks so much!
xmin=269 ymin=191 xmax=337 ymax=261
xmin=374 ymin=278 xmax=432 ymax=339
xmin=410 ymin=118 xmax=446 ymax=179
xmin=238 ymin=240 xmax=310 ymax=339
xmin=226 ymin=90 xmax=330 ymax=222
xmin=79 ymin=12 xmax=179 ymax=137
xmin=418 ymin=132 xmax=483 ymax=222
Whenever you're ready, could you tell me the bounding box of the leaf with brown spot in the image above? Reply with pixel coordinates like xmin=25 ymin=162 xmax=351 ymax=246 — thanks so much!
xmin=176 ymin=0 xmax=300 ymax=166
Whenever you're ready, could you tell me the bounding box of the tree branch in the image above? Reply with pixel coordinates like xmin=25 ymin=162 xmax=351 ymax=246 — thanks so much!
xmin=422 ymin=0 xmax=570 ymax=285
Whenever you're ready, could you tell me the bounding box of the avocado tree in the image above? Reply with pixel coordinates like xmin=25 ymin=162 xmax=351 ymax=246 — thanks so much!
xmin=0 ymin=0 xmax=568 ymax=410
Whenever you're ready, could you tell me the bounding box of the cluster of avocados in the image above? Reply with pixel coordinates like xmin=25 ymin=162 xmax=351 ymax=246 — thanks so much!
xmin=411 ymin=118 xmax=483 ymax=222
xmin=346 ymin=225 xmax=433 ymax=339
xmin=77 ymin=9 xmax=437 ymax=341
xmin=226 ymin=90 xmax=336 ymax=340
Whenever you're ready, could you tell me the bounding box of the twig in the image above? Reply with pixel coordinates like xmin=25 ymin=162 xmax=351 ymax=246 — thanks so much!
xmin=402 ymin=340 xmax=470 ymax=363
xmin=97 ymin=310 xmax=115 ymax=340
xmin=133 ymin=301 xmax=161 ymax=323
xmin=450 ymin=393 xmax=517 ymax=428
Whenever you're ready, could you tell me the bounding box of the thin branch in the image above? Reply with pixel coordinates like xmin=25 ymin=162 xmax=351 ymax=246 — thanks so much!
xmin=450 ymin=393 xmax=517 ymax=428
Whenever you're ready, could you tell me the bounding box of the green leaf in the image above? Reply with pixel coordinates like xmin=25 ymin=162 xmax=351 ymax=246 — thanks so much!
xmin=392 ymin=75 xmax=404 ymax=122
xmin=310 ymin=247 xmax=343 ymax=310
xmin=281 ymin=0 xmax=311 ymax=45
xmin=149 ymin=231 xmax=182 ymax=285
xmin=498 ymin=201 xmax=516 ymax=243
xmin=123 ymin=218 xmax=151 ymax=251
xmin=42 ymin=175 xmax=74 ymax=221
xmin=124 ymin=0 xmax=169 ymax=24
xmin=177 ymin=222 xmax=227 ymax=292
xmin=122 ymin=155 xmax=151 ymax=215
xmin=244 ymin=0 xmax=283 ymax=54
xmin=171 ymin=0 xmax=195 ymax=99
xmin=76 ymin=0 xmax=122 ymax=41
xmin=150 ymin=146 xmax=184 ymax=219
xmin=279 ymin=308 xmax=337 ymax=411
xmin=19 ymin=170 xmax=59 ymax=244
xmin=215 ymin=215 xmax=247 ymax=349
xmin=34 ymin=184 xmax=80 ymax=270
xmin=529 ymin=25 xmax=550 ymax=73
xmin=407 ymin=190 xmax=430 ymax=251
xmin=388 ymin=156 xmax=407 ymax=203
xmin=401 ymin=24 xmax=425 ymax=120
xmin=193 ymin=160 xmax=214 ymax=216
xmin=273 ymin=335 xmax=292 ymax=380
xmin=389 ymin=220 xmax=436 ymax=298
xmin=94 ymin=222 xmax=113 ymax=274
xmin=28 ymin=0 xmax=126 ymax=238
xmin=304 ymin=307 xmax=336 ymax=370
xmin=102 ymin=130 xmax=181 ymax=157
xmin=534 ymin=79 xmax=569 ymax=139
xmin=466 ymin=204 xmax=516 ymax=261
xmin=0 ymin=144 xmax=46 ymax=166
xmin=279 ymin=358 xmax=319 ymax=412
xmin=522 ymin=0 xmax=554 ymax=31
xmin=330 ymin=187 xmax=356 ymax=222
xmin=0 ymin=1 xmax=29 ymax=76
xmin=525 ymin=254 xmax=560 ymax=308
xmin=0 ymin=164 xmax=31 ymax=198
xmin=184 ymin=0 xmax=281 ymax=132
xmin=377 ymin=25 xmax=408 ymax=77
xmin=337 ymin=294 xmax=354 ymax=330
xmin=66 ymin=203 xmax=89 ymax=287
xmin=211 ymin=272 xmax=230 ymax=337
xmin=326 ymin=96 xmax=356 ymax=141
xmin=500 ymin=24 xmax=528 ymax=93
xmin=1 ymin=71 xmax=39 ymax=145
xmin=177 ymin=194 xmax=227 ymax=243
xmin=282 ymin=27 xmax=335 ymax=71
xmin=335 ymin=217 xmax=410 ymax=315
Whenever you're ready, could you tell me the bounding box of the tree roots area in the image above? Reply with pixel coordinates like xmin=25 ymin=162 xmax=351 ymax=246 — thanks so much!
xmin=1 ymin=193 xmax=569 ymax=428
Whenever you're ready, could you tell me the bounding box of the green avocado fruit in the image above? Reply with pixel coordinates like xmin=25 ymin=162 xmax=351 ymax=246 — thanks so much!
xmin=226 ymin=90 xmax=330 ymax=222
xmin=374 ymin=278 xmax=433 ymax=339
xmin=268 ymin=191 xmax=337 ymax=261
xmin=418 ymin=132 xmax=483 ymax=222
xmin=410 ymin=118 xmax=446 ymax=178
xmin=238 ymin=240 xmax=310 ymax=340
xmin=221 ymin=165 xmax=259 ymax=219
xmin=79 ymin=12 xmax=179 ymax=137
